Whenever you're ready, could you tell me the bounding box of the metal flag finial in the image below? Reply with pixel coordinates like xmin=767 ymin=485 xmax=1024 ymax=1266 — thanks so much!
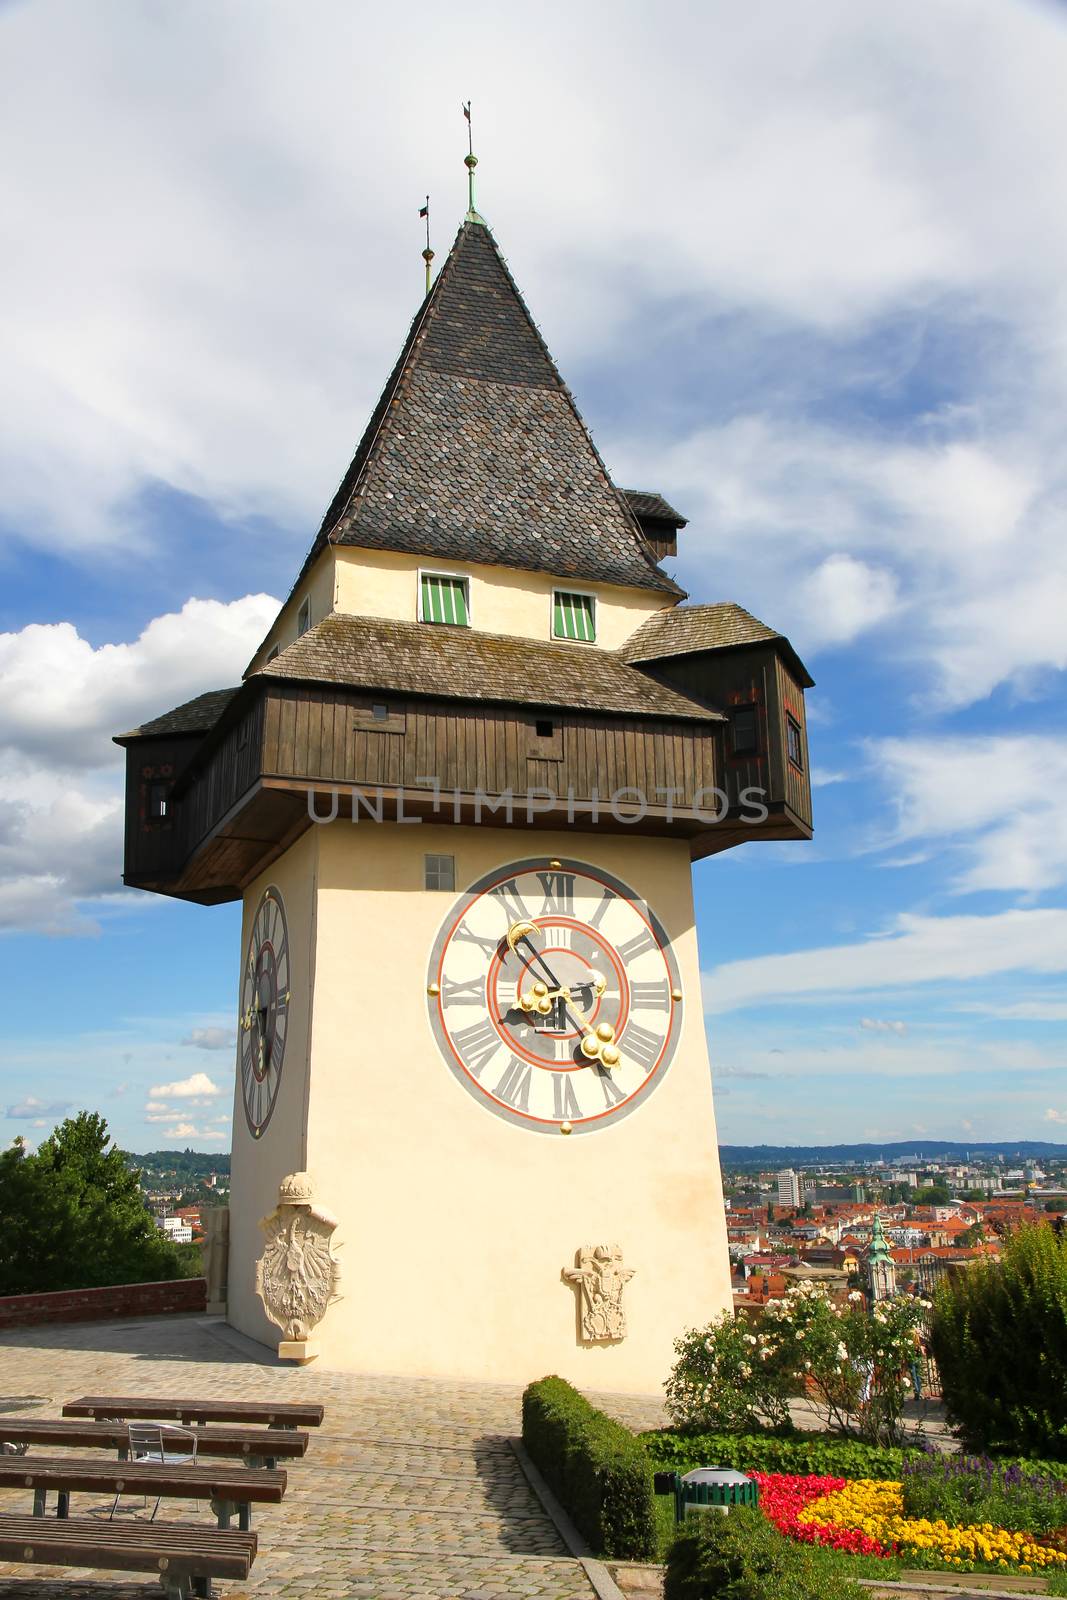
xmin=462 ymin=101 xmax=485 ymax=225
xmin=419 ymin=195 xmax=434 ymax=295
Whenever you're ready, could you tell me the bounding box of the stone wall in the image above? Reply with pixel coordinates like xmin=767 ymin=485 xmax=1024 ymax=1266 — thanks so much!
xmin=0 ymin=1277 xmax=207 ymax=1330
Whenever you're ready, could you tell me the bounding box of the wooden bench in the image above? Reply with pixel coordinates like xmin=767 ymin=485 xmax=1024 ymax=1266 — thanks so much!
xmin=64 ymin=1393 xmax=324 ymax=1429
xmin=0 ymin=1417 xmax=308 ymax=1468
xmin=0 ymin=1452 xmax=286 ymax=1531
xmin=0 ymin=1513 xmax=256 ymax=1598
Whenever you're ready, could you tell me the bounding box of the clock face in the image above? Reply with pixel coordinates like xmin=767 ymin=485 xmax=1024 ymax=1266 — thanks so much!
xmin=239 ymin=886 xmax=291 ymax=1139
xmin=427 ymin=858 xmax=683 ymax=1135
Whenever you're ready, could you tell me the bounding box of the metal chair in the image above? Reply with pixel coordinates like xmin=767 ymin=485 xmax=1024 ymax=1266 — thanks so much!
xmin=110 ymin=1422 xmax=198 ymax=1522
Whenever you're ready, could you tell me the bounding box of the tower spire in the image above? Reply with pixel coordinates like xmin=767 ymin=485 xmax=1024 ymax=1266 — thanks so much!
xmin=419 ymin=195 xmax=434 ymax=296
xmin=462 ymin=102 xmax=485 ymax=225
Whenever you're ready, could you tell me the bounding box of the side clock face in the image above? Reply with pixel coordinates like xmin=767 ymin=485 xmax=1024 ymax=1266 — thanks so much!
xmin=239 ymin=886 xmax=291 ymax=1138
xmin=427 ymin=858 xmax=683 ymax=1135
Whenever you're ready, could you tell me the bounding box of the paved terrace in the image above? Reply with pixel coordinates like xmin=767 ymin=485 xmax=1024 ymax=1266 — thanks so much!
xmin=0 ymin=1315 xmax=667 ymax=1600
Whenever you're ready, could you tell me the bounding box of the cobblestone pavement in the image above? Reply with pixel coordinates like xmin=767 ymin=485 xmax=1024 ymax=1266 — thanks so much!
xmin=0 ymin=1316 xmax=667 ymax=1600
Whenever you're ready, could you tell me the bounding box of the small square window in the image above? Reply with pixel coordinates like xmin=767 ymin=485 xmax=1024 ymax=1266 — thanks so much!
xmin=535 ymin=718 xmax=555 ymax=738
xmin=420 ymin=573 xmax=470 ymax=626
xmin=372 ymin=703 xmax=389 ymax=721
xmin=424 ymin=853 xmax=456 ymax=892
xmin=147 ymin=781 xmax=169 ymax=821
xmin=553 ymin=590 xmax=596 ymax=642
xmin=297 ymin=597 xmax=311 ymax=636
xmin=730 ymin=705 xmax=759 ymax=757
xmin=786 ymin=715 xmax=804 ymax=770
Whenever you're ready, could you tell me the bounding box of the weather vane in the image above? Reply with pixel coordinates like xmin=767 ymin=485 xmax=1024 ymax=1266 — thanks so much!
xmin=419 ymin=195 xmax=433 ymax=295
xmin=463 ymin=101 xmax=484 ymax=224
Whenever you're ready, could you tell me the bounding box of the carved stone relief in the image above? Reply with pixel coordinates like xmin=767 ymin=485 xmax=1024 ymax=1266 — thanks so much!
xmin=255 ymin=1172 xmax=342 ymax=1363
xmin=562 ymin=1244 xmax=634 ymax=1343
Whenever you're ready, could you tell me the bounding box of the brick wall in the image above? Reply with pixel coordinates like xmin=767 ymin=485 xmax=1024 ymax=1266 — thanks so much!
xmin=0 ymin=1277 xmax=207 ymax=1330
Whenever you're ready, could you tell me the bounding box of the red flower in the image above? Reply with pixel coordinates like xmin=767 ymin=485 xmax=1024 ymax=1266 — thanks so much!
xmin=749 ymin=1473 xmax=891 ymax=1558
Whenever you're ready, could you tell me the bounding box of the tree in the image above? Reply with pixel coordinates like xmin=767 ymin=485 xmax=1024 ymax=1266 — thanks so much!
xmin=929 ymin=1222 xmax=1067 ymax=1460
xmin=912 ymin=1184 xmax=951 ymax=1206
xmin=0 ymin=1113 xmax=194 ymax=1296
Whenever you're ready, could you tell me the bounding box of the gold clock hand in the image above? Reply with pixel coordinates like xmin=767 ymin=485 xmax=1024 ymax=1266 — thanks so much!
xmin=507 ymin=921 xmax=619 ymax=1066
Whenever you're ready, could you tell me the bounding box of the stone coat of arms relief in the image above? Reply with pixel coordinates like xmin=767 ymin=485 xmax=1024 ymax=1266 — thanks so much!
xmin=256 ymin=1171 xmax=342 ymax=1363
xmin=562 ymin=1244 xmax=635 ymax=1343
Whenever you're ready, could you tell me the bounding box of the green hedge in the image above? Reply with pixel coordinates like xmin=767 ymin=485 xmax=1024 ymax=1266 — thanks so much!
xmin=521 ymin=1375 xmax=656 ymax=1559
xmin=641 ymin=1428 xmax=908 ymax=1480
xmin=929 ymin=1223 xmax=1067 ymax=1461
xmin=664 ymin=1504 xmax=864 ymax=1600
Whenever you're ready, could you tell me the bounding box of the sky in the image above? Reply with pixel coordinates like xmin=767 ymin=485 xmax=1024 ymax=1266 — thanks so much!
xmin=2 ymin=0 xmax=1066 ymax=1152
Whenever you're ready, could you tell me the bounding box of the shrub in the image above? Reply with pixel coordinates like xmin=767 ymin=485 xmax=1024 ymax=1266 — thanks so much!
xmin=901 ymin=1454 xmax=1067 ymax=1536
xmin=665 ymin=1314 xmax=795 ymax=1434
xmin=641 ymin=1428 xmax=908 ymax=1481
xmin=666 ymin=1287 xmax=926 ymax=1447
xmin=521 ymin=1376 xmax=656 ymax=1559
xmin=929 ymin=1223 xmax=1067 ymax=1460
xmin=664 ymin=1504 xmax=865 ymax=1600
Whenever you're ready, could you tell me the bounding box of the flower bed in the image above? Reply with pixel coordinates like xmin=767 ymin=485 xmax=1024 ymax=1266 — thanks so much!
xmin=757 ymin=1471 xmax=1067 ymax=1576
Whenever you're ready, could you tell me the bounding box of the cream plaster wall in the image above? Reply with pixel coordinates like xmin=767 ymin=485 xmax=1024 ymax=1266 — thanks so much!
xmin=227 ymin=825 xmax=320 ymax=1348
xmin=247 ymin=546 xmax=672 ymax=673
xmin=230 ymin=821 xmax=732 ymax=1390
xmin=246 ymin=556 xmax=338 ymax=676
xmin=332 ymin=547 xmax=671 ymax=651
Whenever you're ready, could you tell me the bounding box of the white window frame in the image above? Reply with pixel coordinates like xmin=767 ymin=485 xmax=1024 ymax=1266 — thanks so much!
xmin=417 ymin=568 xmax=472 ymax=627
xmin=551 ymin=586 xmax=597 ymax=644
xmin=296 ymin=596 xmax=312 ymax=636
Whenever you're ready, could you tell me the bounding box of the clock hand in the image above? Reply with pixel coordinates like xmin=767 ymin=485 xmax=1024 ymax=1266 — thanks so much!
xmin=507 ymin=922 xmax=619 ymax=1067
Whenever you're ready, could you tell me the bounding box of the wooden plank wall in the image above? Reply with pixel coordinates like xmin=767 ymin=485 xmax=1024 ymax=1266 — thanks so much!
xmin=259 ymin=686 xmax=720 ymax=805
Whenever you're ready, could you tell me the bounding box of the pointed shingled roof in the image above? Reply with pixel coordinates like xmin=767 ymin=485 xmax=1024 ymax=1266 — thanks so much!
xmin=311 ymin=221 xmax=682 ymax=595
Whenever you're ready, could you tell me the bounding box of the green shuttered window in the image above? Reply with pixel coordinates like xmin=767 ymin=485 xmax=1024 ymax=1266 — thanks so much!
xmin=420 ymin=573 xmax=470 ymax=626
xmin=553 ymin=590 xmax=596 ymax=642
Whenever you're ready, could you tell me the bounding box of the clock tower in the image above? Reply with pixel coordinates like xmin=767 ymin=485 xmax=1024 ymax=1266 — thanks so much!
xmin=117 ymin=203 xmax=813 ymax=1389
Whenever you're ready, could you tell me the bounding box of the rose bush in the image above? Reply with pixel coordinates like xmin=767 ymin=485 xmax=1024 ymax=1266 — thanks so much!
xmin=666 ymin=1285 xmax=927 ymax=1445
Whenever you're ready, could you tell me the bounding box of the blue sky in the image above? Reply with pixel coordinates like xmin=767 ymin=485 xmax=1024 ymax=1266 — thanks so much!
xmin=2 ymin=0 xmax=1066 ymax=1151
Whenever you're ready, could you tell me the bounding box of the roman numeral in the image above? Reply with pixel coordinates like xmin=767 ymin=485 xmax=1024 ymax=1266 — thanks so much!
xmin=622 ymin=1021 xmax=665 ymax=1072
xmin=536 ymin=871 xmax=575 ymax=916
xmin=441 ymin=975 xmax=485 ymax=1006
xmin=452 ymin=922 xmax=501 ymax=958
xmin=631 ymin=980 xmax=671 ymax=1011
xmin=489 ymin=879 xmax=530 ymax=925
xmin=494 ymin=1056 xmax=533 ymax=1111
xmin=589 ymin=888 xmax=617 ymax=930
xmin=451 ymin=1018 xmax=503 ymax=1078
xmin=617 ymin=927 xmax=658 ymax=962
xmin=596 ymin=1067 xmax=625 ymax=1108
xmin=552 ymin=1073 xmax=582 ymax=1120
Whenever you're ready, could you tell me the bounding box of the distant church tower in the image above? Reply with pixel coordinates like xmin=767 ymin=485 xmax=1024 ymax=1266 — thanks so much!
xmin=867 ymin=1215 xmax=898 ymax=1302
xmin=116 ymin=181 xmax=813 ymax=1389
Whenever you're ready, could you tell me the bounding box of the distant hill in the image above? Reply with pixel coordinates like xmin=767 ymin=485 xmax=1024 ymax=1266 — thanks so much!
xmin=123 ymin=1149 xmax=231 ymax=1182
xmin=720 ymin=1140 xmax=1067 ymax=1169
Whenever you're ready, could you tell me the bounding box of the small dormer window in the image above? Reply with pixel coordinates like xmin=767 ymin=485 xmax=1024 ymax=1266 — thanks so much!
xmin=553 ymin=590 xmax=596 ymax=643
xmin=297 ymin=597 xmax=311 ymax=636
xmin=786 ymin=714 xmax=804 ymax=770
xmin=420 ymin=572 xmax=470 ymax=626
xmin=730 ymin=705 xmax=759 ymax=757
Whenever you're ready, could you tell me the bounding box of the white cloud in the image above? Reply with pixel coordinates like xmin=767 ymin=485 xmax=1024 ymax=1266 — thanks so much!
xmin=0 ymin=596 xmax=277 ymax=935
xmin=704 ymin=908 xmax=1067 ymax=1013
xmin=798 ymin=555 xmax=899 ymax=648
xmin=147 ymin=1073 xmax=220 ymax=1101
xmin=1045 ymin=1109 xmax=1067 ymax=1126
xmin=873 ymin=735 xmax=1067 ymax=893
xmin=181 ymin=1027 xmax=236 ymax=1052
xmin=161 ymin=1123 xmax=200 ymax=1141
xmin=859 ymin=1018 xmax=907 ymax=1035
xmin=4 ymin=1096 xmax=70 ymax=1119
xmin=0 ymin=2 xmax=1064 ymax=712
